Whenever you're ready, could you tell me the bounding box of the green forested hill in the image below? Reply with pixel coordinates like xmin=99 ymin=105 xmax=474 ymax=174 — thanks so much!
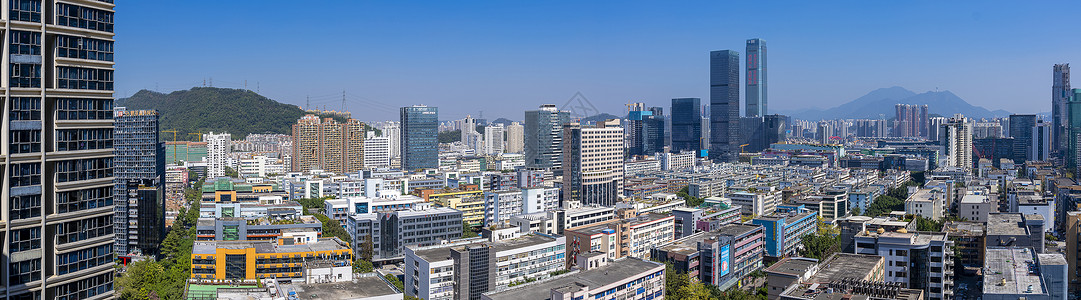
xmin=117 ymin=87 xmax=342 ymax=139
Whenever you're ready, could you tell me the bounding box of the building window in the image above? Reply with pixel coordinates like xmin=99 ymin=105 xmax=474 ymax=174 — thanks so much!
xmin=55 ymin=3 xmax=113 ymax=32
xmin=57 ymin=35 xmax=113 ymax=61
xmin=10 ymin=97 xmax=40 ymax=120
xmin=11 ymin=163 xmax=41 ymax=187
xmin=57 ymin=244 xmax=112 ymax=275
xmin=10 ymin=228 xmax=41 ymax=252
xmin=55 ymin=273 xmax=113 ymax=300
xmin=57 ymin=98 xmax=113 ymax=120
xmin=57 ymin=186 xmax=112 ymax=214
xmin=10 ymin=130 xmax=41 ymax=153
xmin=9 ymin=258 xmax=41 ymax=284
xmin=56 ymin=215 xmax=112 ymax=244
xmin=10 ymin=0 xmax=41 ymax=22
xmin=10 ymin=63 xmax=41 ymax=88
xmin=10 ymin=194 xmax=41 ymax=220
xmin=56 ymin=128 xmax=113 ymax=151
xmin=10 ymin=30 xmax=40 ymax=55
xmin=225 ymin=254 xmax=246 ymax=279
xmin=56 ymin=158 xmax=113 ymax=183
xmin=57 ymin=66 xmax=113 ymax=90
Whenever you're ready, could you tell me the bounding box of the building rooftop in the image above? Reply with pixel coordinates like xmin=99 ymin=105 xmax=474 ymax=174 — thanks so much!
xmin=959 ymin=194 xmax=990 ymax=204
xmin=192 ymin=238 xmax=350 ymax=255
xmin=942 ymin=221 xmax=985 ymax=236
xmin=764 ymin=257 xmax=818 ymax=277
xmin=983 ymin=247 xmax=1044 ymax=295
xmin=281 ymin=275 xmax=400 ymax=300
xmin=656 ymin=231 xmax=727 ymax=255
xmin=987 ymin=213 xmax=1029 ymax=236
xmin=483 ymin=258 xmax=663 ymax=300
xmin=714 ymin=223 xmax=762 ymax=237
xmin=412 ymin=234 xmax=558 ymax=263
xmin=808 ymin=253 xmax=883 ymax=284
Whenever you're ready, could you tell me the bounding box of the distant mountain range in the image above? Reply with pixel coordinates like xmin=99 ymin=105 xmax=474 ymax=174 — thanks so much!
xmin=778 ymin=86 xmax=1012 ymax=121
xmin=581 ymin=113 xmax=622 ymax=124
xmin=490 ymin=118 xmax=518 ymax=126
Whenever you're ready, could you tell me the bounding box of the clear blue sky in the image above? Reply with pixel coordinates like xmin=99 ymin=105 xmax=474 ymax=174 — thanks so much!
xmin=117 ymin=0 xmax=1081 ymax=122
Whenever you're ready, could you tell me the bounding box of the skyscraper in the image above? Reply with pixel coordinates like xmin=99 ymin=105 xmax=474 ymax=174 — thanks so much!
xmin=290 ymin=115 xmax=367 ymax=173
xmin=671 ymin=98 xmax=703 ymax=154
xmin=626 ymin=103 xmax=665 ymax=156
xmin=710 ymin=50 xmax=740 ymax=163
xmin=1068 ymin=89 xmax=1081 ymax=172
xmin=1033 ymin=120 xmax=1052 ymax=162
xmin=4 ymin=1 xmax=119 ymax=298
xmin=484 ymin=123 xmax=505 ymax=155
xmin=745 ymin=38 xmax=767 ymax=117
xmin=401 ymin=105 xmax=440 ymax=170
xmin=205 ymin=132 xmax=231 ymax=178
xmin=894 ymin=104 xmax=929 ymax=138
xmin=524 ymin=104 xmax=570 ymax=170
xmin=505 ymin=122 xmax=524 ymax=153
xmin=113 ymin=109 xmax=165 ymax=256
xmin=939 ymin=114 xmax=973 ymax=170
xmin=1054 ymin=64 xmax=1071 ymax=153
xmin=1009 ymin=114 xmax=1037 ymax=162
xmin=563 ymin=120 xmax=625 ymax=207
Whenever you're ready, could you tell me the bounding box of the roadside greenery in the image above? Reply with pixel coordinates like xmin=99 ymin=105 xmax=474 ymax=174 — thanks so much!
xmin=116 ymin=177 xmax=204 ymax=299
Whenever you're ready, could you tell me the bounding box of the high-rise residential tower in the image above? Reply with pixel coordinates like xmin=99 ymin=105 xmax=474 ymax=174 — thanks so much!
xmin=671 ymin=98 xmax=703 ymax=154
xmin=290 ymin=115 xmax=366 ymax=173
xmin=505 ymin=122 xmax=524 ymax=153
xmin=894 ymin=104 xmax=929 ymax=138
xmin=745 ymin=38 xmax=766 ymax=117
xmin=484 ymin=123 xmax=505 ymax=155
xmin=205 ymin=132 xmax=231 ymax=178
xmin=0 ymin=1 xmax=120 ymax=298
xmin=401 ymin=105 xmax=439 ymax=170
xmin=563 ymin=120 xmax=625 ymax=207
xmin=710 ymin=50 xmax=740 ymax=163
xmin=113 ymin=109 xmax=165 ymax=256
xmin=524 ymin=104 xmax=570 ymax=170
xmin=939 ymin=114 xmax=974 ymax=170
xmin=1054 ymin=64 xmax=1071 ymax=153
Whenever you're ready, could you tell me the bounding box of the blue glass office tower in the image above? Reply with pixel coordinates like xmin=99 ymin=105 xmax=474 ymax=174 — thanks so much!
xmin=113 ymin=109 xmax=166 ymax=256
xmin=671 ymin=98 xmax=703 ymax=153
xmin=401 ymin=105 xmax=439 ymax=170
xmin=710 ymin=50 xmax=740 ymax=163
xmin=746 ymin=38 xmax=766 ymax=117
xmin=524 ymin=104 xmax=571 ymax=170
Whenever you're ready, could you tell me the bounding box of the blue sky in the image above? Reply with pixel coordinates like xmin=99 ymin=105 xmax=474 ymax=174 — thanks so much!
xmin=117 ymin=1 xmax=1081 ymax=122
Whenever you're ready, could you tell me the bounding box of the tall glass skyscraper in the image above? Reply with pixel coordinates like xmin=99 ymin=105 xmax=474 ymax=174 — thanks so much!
xmin=401 ymin=105 xmax=439 ymax=170
xmin=524 ymin=104 xmax=570 ymax=170
xmin=1053 ymin=64 xmax=1071 ymax=153
xmin=745 ymin=38 xmax=767 ymax=117
xmin=670 ymin=98 xmax=702 ymax=153
xmin=710 ymin=50 xmax=740 ymax=163
xmin=113 ymin=109 xmax=165 ymax=256
xmin=1 ymin=1 xmax=119 ymax=298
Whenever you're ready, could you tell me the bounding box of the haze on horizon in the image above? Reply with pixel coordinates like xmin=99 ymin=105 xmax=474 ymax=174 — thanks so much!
xmin=117 ymin=0 xmax=1081 ymax=121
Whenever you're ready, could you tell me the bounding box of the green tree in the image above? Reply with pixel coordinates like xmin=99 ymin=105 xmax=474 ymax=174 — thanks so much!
xmin=799 ymin=231 xmax=840 ymax=261
xmin=462 ymin=221 xmax=478 ymax=238
xmin=312 ymin=213 xmax=352 ymax=243
xmin=664 ymin=263 xmax=690 ymax=299
xmin=439 ymin=130 xmax=462 ymax=143
xmin=360 ymin=234 xmax=375 ymax=262
xmin=676 ymin=186 xmax=705 ymax=207
xmin=385 ymin=274 xmax=405 ymax=290
xmin=864 ymin=195 xmax=905 ymax=217
xmin=354 ymin=259 xmax=374 ymax=273
xmin=224 ymin=166 xmax=239 ymax=178
xmin=914 ymin=216 xmax=944 ymax=232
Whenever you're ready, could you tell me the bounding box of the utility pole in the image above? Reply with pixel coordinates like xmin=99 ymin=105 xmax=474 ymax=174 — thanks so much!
xmin=342 ymin=90 xmax=346 ymax=113
xmin=306 ymin=96 xmax=310 ymax=111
